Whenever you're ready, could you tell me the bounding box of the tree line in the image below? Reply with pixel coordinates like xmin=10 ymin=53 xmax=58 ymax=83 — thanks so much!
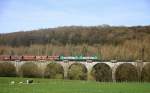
xmin=0 ymin=25 xmax=150 ymax=46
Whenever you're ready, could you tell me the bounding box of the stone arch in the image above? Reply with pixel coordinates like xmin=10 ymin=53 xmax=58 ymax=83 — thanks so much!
xmin=44 ymin=62 xmax=64 ymax=79
xmin=20 ymin=62 xmax=41 ymax=78
xmin=141 ymin=63 xmax=150 ymax=82
xmin=0 ymin=62 xmax=16 ymax=77
xmin=68 ymin=63 xmax=88 ymax=80
xmin=91 ymin=63 xmax=112 ymax=82
xmin=115 ymin=63 xmax=138 ymax=82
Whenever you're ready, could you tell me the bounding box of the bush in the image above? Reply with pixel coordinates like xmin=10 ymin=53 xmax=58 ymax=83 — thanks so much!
xmin=0 ymin=62 xmax=16 ymax=77
xmin=115 ymin=63 xmax=138 ymax=82
xmin=20 ymin=62 xmax=41 ymax=78
xmin=91 ymin=63 xmax=112 ymax=82
xmin=141 ymin=63 xmax=150 ymax=82
xmin=68 ymin=63 xmax=87 ymax=80
xmin=44 ymin=63 xmax=64 ymax=79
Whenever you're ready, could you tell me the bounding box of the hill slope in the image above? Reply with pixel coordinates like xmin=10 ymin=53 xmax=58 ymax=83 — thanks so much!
xmin=0 ymin=25 xmax=150 ymax=61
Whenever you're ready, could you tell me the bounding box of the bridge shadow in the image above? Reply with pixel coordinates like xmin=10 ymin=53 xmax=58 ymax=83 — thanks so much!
xmin=91 ymin=63 xmax=112 ymax=82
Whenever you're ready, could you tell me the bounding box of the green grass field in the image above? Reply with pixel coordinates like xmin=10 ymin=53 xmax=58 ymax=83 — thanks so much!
xmin=0 ymin=77 xmax=150 ymax=93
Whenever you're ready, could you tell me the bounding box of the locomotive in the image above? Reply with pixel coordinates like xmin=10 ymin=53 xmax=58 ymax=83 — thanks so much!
xmin=0 ymin=55 xmax=98 ymax=61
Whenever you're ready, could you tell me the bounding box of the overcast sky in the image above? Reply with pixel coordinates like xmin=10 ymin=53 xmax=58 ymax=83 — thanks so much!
xmin=0 ymin=0 xmax=150 ymax=33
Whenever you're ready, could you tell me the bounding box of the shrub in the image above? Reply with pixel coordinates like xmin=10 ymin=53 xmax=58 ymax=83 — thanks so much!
xmin=141 ymin=63 xmax=150 ymax=82
xmin=68 ymin=63 xmax=87 ymax=80
xmin=20 ymin=62 xmax=41 ymax=78
xmin=44 ymin=63 xmax=64 ymax=79
xmin=115 ymin=63 xmax=138 ymax=82
xmin=0 ymin=62 xmax=16 ymax=77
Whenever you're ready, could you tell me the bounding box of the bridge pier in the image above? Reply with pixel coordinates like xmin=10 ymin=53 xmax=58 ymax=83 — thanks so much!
xmin=112 ymin=63 xmax=117 ymax=82
xmin=136 ymin=60 xmax=144 ymax=81
xmin=86 ymin=62 xmax=94 ymax=80
xmin=59 ymin=62 xmax=71 ymax=79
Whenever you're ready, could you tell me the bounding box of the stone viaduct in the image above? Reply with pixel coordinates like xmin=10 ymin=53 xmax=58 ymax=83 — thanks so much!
xmin=3 ymin=60 xmax=149 ymax=81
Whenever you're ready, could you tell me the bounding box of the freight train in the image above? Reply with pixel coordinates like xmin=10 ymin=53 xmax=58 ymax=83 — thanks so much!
xmin=0 ymin=55 xmax=98 ymax=61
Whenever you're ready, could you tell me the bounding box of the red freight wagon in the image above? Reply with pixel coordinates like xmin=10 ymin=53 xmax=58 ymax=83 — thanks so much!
xmin=0 ymin=56 xmax=4 ymax=61
xmin=0 ymin=55 xmax=11 ymax=61
xmin=47 ymin=56 xmax=59 ymax=61
xmin=22 ymin=56 xmax=36 ymax=61
xmin=11 ymin=56 xmax=23 ymax=61
xmin=35 ymin=56 xmax=48 ymax=61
